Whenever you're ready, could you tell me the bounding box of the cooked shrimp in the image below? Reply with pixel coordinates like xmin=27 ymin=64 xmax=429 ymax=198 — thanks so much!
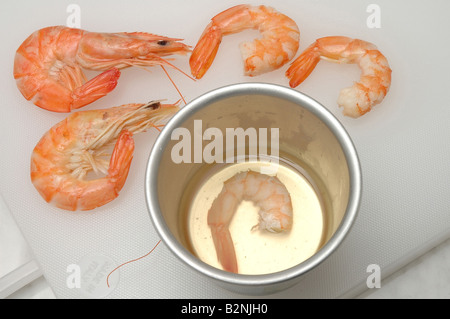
xmin=30 ymin=101 xmax=178 ymax=211
xmin=207 ymin=170 xmax=293 ymax=273
xmin=14 ymin=26 xmax=190 ymax=112
xmin=189 ymin=4 xmax=300 ymax=79
xmin=286 ymin=36 xmax=392 ymax=118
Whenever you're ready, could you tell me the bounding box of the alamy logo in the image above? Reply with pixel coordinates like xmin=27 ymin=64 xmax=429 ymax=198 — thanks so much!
xmin=366 ymin=264 xmax=381 ymax=289
xmin=66 ymin=4 xmax=81 ymax=28
xmin=170 ymin=120 xmax=279 ymax=174
xmin=366 ymin=4 xmax=381 ymax=29
xmin=66 ymin=254 xmax=119 ymax=298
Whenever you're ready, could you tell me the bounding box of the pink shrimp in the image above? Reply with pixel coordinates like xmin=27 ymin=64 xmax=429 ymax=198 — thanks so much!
xmin=30 ymin=101 xmax=178 ymax=211
xmin=207 ymin=170 xmax=293 ymax=273
xmin=14 ymin=26 xmax=190 ymax=112
xmin=189 ymin=4 xmax=300 ymax=79
xmin=286 ymin=36 xmax=392 ymax=118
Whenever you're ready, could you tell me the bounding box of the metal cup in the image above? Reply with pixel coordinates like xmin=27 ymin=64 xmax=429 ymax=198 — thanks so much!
xmin=145 ymin=83 xmax=361 ymax=295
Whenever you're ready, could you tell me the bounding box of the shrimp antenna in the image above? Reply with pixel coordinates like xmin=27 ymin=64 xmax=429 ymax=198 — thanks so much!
xmin=151 ymin=56 xmax=196 ymax=105
xmin=106 ymin=239 xmax=162 ymax=288
xmin=160 ymin=65 xmax=186 ymax=105
xmin=130 ymin=61 xmax=193 ymax=106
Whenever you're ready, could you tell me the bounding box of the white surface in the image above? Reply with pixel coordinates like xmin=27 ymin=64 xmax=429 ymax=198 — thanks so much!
xmin=6 ymin=237 xmax=450 ymax=299
xmin=0 ymin=194 xmax=42 ymax=298
xmin=7 ymin=236 xmax=450 ymax=299
xmin=360 ymin=237 xmax=450 ymax=299
xmin=6 ymin=276 xmax=56 ymax=299
xmin=1 ymin=0 xmax=450 ymax=299
xmin=8 ymin=240 xmax=450 ymax=299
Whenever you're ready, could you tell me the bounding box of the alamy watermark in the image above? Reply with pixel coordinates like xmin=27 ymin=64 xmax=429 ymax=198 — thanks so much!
xmin=366 ymin=4 xmax=381 ymax=29
xmin=66 ymin=4 xmax=81 ymax=28
xmin=66 ymin=3 xmax=381 ymax=30
xmin=366 ymin=264 xmax=381 ymax=289
xmin=66 ymin=254 xmax=119 ymax=298
xmin=170 ymin=120 xmax=280 ymax=174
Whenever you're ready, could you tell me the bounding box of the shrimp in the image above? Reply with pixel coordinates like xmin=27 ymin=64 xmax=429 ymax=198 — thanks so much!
xmin=14 ymin=26 xmax=190 ymax=112
xmin=286 ymin=36 xmax=392 ymax=118
xmin=30 ymin=101 xmax=178 ymax=211
xmin=207 ymin=170 xmax=293 ymax=273
xmin=189 ymin=4 xmax=300 ymax=79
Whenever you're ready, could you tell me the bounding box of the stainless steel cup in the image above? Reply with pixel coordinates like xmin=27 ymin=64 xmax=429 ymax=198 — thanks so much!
xmin=145 ymin=83 xmax=361 ymax=295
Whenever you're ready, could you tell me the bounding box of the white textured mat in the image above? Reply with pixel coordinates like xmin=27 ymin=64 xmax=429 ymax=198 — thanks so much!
xmin=1 ymin=0 xmax=449 ymax=298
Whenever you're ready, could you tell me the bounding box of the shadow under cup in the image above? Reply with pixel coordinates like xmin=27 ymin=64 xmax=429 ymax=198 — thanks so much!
xmin=145 ymin=83 xmax=361 ymax=295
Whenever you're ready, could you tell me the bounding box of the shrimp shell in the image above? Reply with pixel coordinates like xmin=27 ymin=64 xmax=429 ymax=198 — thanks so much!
xmin=14 ymin=26 xmax=190 ymax=112
xmin=189 ymin=4 xmax=300 ymax=79
xmin=286 ymin=36 xmax=392 ymax=118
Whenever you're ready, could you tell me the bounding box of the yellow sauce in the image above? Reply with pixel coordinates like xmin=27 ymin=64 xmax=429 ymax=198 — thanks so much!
xmin=187 ymin=160 xmax=327 ymax=275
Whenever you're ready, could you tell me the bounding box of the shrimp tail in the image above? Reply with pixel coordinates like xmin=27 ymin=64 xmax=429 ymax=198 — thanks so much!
xmin=71 ymin=68 xmax=121 ymax=111
xmin=286 ymin=43 xmax=320 ymax=88
xmin=210 ymin=224 xmax=238 ymax=273
xmin=107 ymin=129 xmax=134 ymax=193
xmin=189 ymin=22 xmax=222 ymax=79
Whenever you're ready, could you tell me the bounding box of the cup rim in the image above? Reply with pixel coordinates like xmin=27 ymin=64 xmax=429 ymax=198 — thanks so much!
xmin=145 ymin=82 xmax=362 ymax=287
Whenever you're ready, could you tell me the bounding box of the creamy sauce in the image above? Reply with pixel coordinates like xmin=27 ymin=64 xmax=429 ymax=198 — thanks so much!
xmin=187 ymin=160 xmax=327 ymax=275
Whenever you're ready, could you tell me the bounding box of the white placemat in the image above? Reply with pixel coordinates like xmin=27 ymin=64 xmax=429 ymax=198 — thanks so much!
xmin=1 ymin=0 xmax=449 ymax=298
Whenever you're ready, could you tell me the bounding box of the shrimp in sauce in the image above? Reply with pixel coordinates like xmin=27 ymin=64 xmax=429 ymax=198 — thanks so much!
xmin=207 ymin=170 xmax=293 ymax=273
